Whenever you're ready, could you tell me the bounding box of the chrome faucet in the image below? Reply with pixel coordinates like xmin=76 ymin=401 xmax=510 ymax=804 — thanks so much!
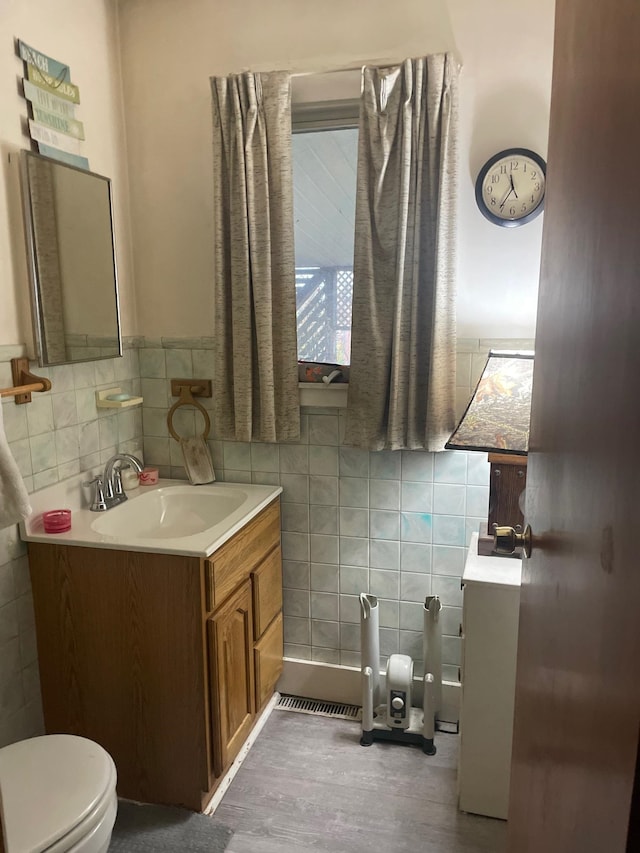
xmin=84 ymin=453 xmax=144 ymax=512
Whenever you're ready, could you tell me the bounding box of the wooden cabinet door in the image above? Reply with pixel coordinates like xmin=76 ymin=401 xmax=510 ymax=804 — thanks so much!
xmin=254 ymin=611 xmax=283 ymax=711
xmin=208 ymin=579 xmax=255 ymax=776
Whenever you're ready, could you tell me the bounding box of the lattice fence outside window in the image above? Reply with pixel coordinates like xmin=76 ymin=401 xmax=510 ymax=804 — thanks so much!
xmin=296 ymin=266 xmax=353 ymax=364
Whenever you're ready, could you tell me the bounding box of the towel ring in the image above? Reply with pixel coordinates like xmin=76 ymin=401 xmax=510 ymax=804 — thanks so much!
xmin=167 ymin=385 xmax=211 ymax=442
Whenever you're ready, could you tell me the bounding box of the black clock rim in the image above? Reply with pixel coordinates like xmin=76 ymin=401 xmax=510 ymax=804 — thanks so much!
xmin=475 ymin=147 xmax=547 ymax=228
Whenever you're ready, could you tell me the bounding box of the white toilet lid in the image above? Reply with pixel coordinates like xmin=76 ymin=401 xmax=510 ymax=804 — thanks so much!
xmin=0 ymin=734 xmax=117 ymax=853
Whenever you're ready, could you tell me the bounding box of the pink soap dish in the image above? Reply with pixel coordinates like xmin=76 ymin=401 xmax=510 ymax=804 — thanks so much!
xmin=43 ymin=509 xmax=72 ymax=533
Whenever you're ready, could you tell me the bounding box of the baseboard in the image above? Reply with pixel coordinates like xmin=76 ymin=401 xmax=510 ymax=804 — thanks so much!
xmin=276 ymin=659 xmax=460 ymax=724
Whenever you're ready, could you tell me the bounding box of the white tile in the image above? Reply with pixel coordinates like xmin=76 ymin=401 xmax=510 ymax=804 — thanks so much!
xmin=311 ymin=592 xmax=339 ymax=621
xmin=370 ymin=479 xmax=400 ymax=510
xmin=309 ymin=445 xmax=338 ymax=476
xmin=310 ymin=534 xmax=339 ymax=564
xmin=279 ymin=473 xmax=309 ymax=503
xmin=401 ymin=481 xmax=433 ymax=513
xmin=52 ymin=392 xmax=78 ymax=429
xmin=99 ymin=416 xmax=118 ymax=450
xmin=79 ymin=421 xmax=100 ymax=457
xmin=434 ymin=451 xmax=467 ymax=484
xmin=29 ymin=433 xmax=56 ymax=474
xmin=400 ymin=542 xmax=432 ymax=573
xmin=139 ymin=348 xmax=166 ymax=379
xmin=309 ymin=475 xmax=338 ymax=506
xmin=431 ymin=574 xmax=463 ymax=607
xmin=310 ymin=563 xmax=339 ymax=593
xmin=339 ymin=565 xmax=368 ymax=595
xmin=311 ymin=620 xmax=339 ymax=649
xmin=400 ymin=601 xmax=423 ymax=631
xmin=401 ymin=451 xmax=433 ymax=482
xmin=279 ymin=445 xmax=309 ymax=474
xmin=2 ymin=403 xmax=28 ymax=442
xmin=378 ymin=599 xmax=399 ymax=629
xmin=281 ymin=503 xmax=309 ymax=533
xmin=284 ymin=616 xmax=311 ymax=645
xmin=339 ymin=477 xmax=368 ymax=508
xmin=308 ymin=414 xmax=339 ymax=445
xmin=433 ymin=483 xmax=466 ymax=515
xmin=311 ymin=647 xmax=340 ymax=664
xmin=340 ymin=623 xmax=360 ymax=652
xmin=223 ymin=441 xmax=252 ymax=470
xmin=432 ymin=545 xmax=466 ymax=577
xmin=338 ymin=594 xmax=360 ymax=623
xmin=465 ymin=485 xmax=490 ymax=518
xmin=466 ymin=452 xmax=490 ymax=485
xmin=339 ymin=537 xmax=368 ymax=567
xmin=284 ymin=644 xmax=311 ymax=660
xmin=26 ymin=396 xmax=54 ymax=436
xmin=55 ymin=426 xmax=80 ymax=465
xmin=282 ymin=561 xmax=310 ymax=590
xmin=282 ymin=532 xmax=310 ymax=562
xmin=401 ymin=512 xmax=432 ymax=543
xmin=72 ymin=362 xmax=96 ymax=389
xmin=250 ymin=442 xmax=279 ymax=472
xmin=94 ymin=359 xmax=116 ymax=386
xmin=369 ymin=539 xmax=400 ymax=571
xmin=370 ymin=569 xmax=399 ymax=599
xmin=339 ymin=447 xmax=369 ymax=478
xmin=339 ymin=507 xmax=369 ymax=538
xmin=400 ymin=572 xmax=431 ymax=603
xmin=432 ymin=514 xmax=466 ymax=546
xmin=75 ymin=388 xmax=97 ymax=423
xmin=370 ymin=510 xmax=400 ymax=541
xmin=369 ymin=450 xmax=401 ymax=480
xmin=309 ymin=505 xmax=338 ymax=535
xmin=283 ymin=588 xmax=310 ymax=618
xmin=165 ymin=349 xmax=192 ymax=378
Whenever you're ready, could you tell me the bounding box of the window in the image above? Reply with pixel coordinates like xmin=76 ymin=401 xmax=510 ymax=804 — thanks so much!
xmin=292 ymin=100 xmax=359 ymax=365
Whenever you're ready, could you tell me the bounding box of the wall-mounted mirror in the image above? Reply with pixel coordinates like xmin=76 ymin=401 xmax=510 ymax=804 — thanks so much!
xmin=20 ymin=151 xmax=122 ymax=366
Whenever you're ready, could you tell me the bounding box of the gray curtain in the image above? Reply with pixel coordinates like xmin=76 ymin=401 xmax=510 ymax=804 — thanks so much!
xmin=345 ymin=54 xmax=459 ymax=451
xmin=211 ymin=71 xmax=299 ymax=442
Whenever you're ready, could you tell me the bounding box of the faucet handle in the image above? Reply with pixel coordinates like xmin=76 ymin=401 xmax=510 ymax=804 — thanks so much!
xmin=112 ymin=467 xmax=126 ymax=499
xmin=82 ymin=476 xmax=108 ymax=512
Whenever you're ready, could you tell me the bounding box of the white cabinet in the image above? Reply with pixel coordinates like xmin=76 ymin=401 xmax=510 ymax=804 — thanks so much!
xmin=458 ymin=532 xmax=522 ymax=820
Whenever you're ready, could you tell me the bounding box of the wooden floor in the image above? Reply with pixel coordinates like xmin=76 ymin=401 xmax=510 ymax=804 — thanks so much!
xmin=209 ymin=709 xmax=507 ymax=853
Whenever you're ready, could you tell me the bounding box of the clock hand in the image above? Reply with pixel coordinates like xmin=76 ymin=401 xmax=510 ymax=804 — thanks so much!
xmin=499 ymin=187 xmax=514 ymax=211
xmin=509 ymin=174 xmax=518 ymax=199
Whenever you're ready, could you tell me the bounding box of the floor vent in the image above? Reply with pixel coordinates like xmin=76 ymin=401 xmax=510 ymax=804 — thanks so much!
xmin=276 ymin=694 xmax=362 ymax=720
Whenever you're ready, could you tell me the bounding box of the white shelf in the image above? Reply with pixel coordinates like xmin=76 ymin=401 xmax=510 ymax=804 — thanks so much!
xmin=95 ymin=387 xmax=143 ymax=409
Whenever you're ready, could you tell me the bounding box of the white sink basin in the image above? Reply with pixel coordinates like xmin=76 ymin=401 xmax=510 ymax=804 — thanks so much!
xmin=90 ymin=486 xmax=247 ymax=539
xmin=20 ymin=477 xmax=282 ymax=557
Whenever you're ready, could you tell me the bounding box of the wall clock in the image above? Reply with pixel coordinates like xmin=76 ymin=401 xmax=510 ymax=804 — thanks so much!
xmin=475 ymin=148 xmax=546 ymax=227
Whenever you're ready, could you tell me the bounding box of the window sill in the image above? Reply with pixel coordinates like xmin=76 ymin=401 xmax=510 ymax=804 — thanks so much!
xmin=298 ymin=382 xmax=348 ymax=408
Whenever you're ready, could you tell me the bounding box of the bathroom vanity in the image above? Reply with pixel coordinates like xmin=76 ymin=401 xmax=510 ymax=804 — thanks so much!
xmin=23 ymin=479 xmax=283 ymax=811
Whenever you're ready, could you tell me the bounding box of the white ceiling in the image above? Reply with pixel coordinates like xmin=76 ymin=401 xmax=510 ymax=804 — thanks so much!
xmin=292 ymin=127 xmax=358 ymax=268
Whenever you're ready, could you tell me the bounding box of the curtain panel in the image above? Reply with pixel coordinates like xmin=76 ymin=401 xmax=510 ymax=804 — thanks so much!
xmin=210 ymin=71 xmax=300 ymax=443
xmin=345 ymin=54 xmax=459 ymax=451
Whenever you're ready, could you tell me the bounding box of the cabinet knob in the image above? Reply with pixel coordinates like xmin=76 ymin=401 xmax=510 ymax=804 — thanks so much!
xmin=494 ymin=524 xmax=533 ymax=558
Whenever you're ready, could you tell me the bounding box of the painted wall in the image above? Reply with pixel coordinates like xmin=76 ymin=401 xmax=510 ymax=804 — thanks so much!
xmin=117 ymin=0 xmax=555 ymax=339
xmin=0 ymin=0 xmax=141 ymax=747
xmin=0 ymin=0 xmax=137 ymax=351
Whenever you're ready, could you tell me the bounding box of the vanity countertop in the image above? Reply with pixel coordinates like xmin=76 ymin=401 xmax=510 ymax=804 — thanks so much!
xmin=20 ymin=474 xmax=282 ymax=558
xmin=463 ymin=532 xmax=523 ymax=589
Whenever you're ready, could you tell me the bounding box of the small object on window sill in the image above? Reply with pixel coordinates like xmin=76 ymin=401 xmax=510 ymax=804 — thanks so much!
xmin=322 ymin=369 xmax=342 ymax=384
xmin=95 ymin=387 xmax=143 ymax=409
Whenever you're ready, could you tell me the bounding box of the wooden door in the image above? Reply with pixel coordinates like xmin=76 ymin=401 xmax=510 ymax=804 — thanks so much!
xmin=507 ymin=0 xmax=640 ymax=849
xmin=208 ymin=579 xmax=256 ymax=776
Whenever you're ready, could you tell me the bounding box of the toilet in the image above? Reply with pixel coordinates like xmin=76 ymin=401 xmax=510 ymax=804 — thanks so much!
xmin=0 ymin=735 xmax=117 ymax=853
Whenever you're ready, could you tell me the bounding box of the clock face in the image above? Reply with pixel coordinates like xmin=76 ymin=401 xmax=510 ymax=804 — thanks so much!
xmin=475 ymin=148 xmax=546 ymax=227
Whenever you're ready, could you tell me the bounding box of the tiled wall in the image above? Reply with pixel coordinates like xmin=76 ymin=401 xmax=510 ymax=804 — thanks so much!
xmin=0 ymin=342 xmax=143 ymax=748
xmin=140 ymin=336 xmax=533 ymax=682
xmin=0 ymin=334 xmax=533 ymax=747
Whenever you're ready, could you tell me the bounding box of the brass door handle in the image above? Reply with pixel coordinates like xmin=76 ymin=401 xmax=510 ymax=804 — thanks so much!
xmin=493 ymin=524 xmax=533 ymax=558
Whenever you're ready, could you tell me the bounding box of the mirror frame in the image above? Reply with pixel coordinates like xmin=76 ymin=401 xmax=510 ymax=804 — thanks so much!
xmin=20 ymin=150 xmax=123 ymax=367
